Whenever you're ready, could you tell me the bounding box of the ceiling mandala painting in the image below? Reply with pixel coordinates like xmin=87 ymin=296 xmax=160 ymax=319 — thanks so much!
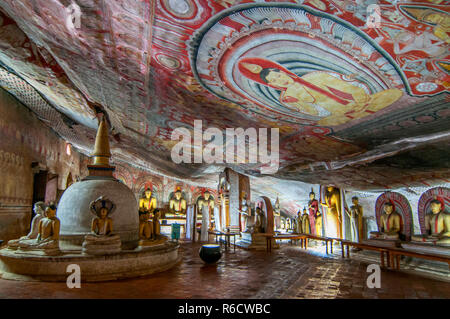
xmin=0 ymin=0 xmax=448 ymax=212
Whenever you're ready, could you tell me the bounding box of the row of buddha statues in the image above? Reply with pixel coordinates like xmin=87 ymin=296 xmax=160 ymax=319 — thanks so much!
xmin=138 ymin=187 xmax=215 ymax=217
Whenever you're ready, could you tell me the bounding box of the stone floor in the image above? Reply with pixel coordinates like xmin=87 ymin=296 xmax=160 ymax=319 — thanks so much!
xmin=0 ymin=241 xmax=449 ymax=299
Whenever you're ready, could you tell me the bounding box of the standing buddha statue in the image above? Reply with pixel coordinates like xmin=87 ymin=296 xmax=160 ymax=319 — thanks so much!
xmin=301 ymin=207 xmax=311 ymax=234
xmin=348 ymin=196 xmax=364 ymax=242
xmin=321 ymin=186 xmax=342 ymax=238
xmin=308 ymin=188 xmax=319 ymax=235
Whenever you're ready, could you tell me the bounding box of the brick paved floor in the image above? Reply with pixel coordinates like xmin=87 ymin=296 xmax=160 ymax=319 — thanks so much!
xmin=0 ymin=242 xmax=449 ymax=299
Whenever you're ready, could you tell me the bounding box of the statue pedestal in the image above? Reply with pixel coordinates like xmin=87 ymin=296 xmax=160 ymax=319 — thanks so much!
xmin=236 ymin=232 xmax=279 ymax=250
xmin=401 ymin=242 xmax=450 ymax=257
xmin=82 ymin=234 xmax=121 ymax=255
xmin=138 ymin=235 xmax=168 ymax=249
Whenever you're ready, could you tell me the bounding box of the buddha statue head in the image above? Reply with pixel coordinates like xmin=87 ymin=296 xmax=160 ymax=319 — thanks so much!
xmin=144 ymin=188 xmax=152 ymax=199
xmin=383 ymin=202 xmax=394 ymax=215
xmin=204 ymin=191 xmax=211 ymax=201
xmin=34 ymin=201 xmax=45 ymax=215
xmin=352 ymin=196 xmax=359 ymax=206
xmin=174 ymin=190 xmax=182 ymax=200
xmin=309 ymin=189 xmax=315 ymax=201
xmin=430 ymin=199 xmax=443 ymax=215
xmin=45 ymin=205 xmax=57 ymax=219
xmin=327 ymin=186 xmax=335 ymax=193
xmin=303 ymin=207 xmax=307 ymax=215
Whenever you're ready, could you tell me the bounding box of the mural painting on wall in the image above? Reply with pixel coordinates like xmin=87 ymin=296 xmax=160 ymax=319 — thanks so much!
xmin=192 ymin=4 xmax=407 ymax=127
xmin=374 ymin=191 xmax=413 ymax=241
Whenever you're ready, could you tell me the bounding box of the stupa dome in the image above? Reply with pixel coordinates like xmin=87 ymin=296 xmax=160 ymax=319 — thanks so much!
xmin=57 ymin=175 xmax=139 ymax=247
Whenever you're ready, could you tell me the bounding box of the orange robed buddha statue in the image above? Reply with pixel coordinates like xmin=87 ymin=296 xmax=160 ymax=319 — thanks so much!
xmin=411 ymin=199 xmax=450 ymax=245
xmin=301 ymin=207 xmax=311 ymax=234
xmin=139 ymin=211 xmax=153 ymax=240
xmin=370 ymin=202 xmax=403 ymax=240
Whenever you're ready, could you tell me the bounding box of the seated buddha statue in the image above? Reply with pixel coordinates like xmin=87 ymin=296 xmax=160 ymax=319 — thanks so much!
xmin=301 ymin=207 xmax=311 ymax=234
xmin=152 ymin=209 xmax=161 ymax=239
xmin=411 ymin=199 xmax=450 ymax=245
xmin=8 ymin=201 xmax=46 ymax=249
xmin=82 ymin=196 xmax=121 ymax=255
xmin=139 ymin=211 xmax=153 ymax=241
xmin=17 ymin=205 xmax=60 ymax=254
xmin=169 ymin=190 xmax=187 ymax=215
xmin=369 ymin=202 xmax=403 ymax=240
xmin=139 ymin=188 xmax=157 ymax=214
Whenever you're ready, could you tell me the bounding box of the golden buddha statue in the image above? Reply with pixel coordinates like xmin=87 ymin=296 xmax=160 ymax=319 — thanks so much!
xmin=198 ymin=191 xmax=215 ymax=211
xmin=301 ymin=207 xmax=311 ymax=234
xmin=370 ymin=202 xmax=403 ymax=240
xmin=348 ymin=196 xmax=364 ymax=242
xmin=139 ymin=188 xmax=157 ymax=214
xmin=198 ymin=191 xmax=215 ymax=229
xmin=8 ymin=201 xmax=45 ymax=249
xmin=139 ymin=211 xmax=153 ymax=240
xmin=321 ymin=186 xmax=342 ymax=238
xmin=296 ymin=210 xmax=302 ymax=233
xmin=152 ymin=209 xmax=162 ymax=239
xmin=83 ymin=196 xmax=121 ymax=255
xmin=18 ymin=205 xmax=60 ymax=254
xmin=169 ymin=189 xmax=187 ymax=215
xmin=412 ymin=199 xmax=450 ymax=245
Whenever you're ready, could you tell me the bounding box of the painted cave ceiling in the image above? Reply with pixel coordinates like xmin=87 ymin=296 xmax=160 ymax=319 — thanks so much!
xmin=0 ymin=0 xmax=449 ymax=206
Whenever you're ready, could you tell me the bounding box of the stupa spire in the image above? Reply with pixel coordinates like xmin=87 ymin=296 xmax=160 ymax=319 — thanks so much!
xmin=92 ymin=115 xmax=111 ymax=166
xmin=87 ymin=114 xmax=115 ymax=177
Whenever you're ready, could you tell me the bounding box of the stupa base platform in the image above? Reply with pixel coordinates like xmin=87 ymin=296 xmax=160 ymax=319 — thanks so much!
xmin=0 ymin=241 xmax=180 ymax=282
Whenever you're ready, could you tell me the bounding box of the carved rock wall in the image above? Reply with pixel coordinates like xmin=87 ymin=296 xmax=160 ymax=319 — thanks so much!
xmin=0 ymin=88 xmax=85 ymax=240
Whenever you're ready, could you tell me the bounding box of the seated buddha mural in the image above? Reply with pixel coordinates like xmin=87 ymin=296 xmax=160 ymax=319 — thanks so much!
xmin=412 ymin=198 xmax=450 ymax=245
xmin=238 ymin=57 xmax=402 ymax=126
